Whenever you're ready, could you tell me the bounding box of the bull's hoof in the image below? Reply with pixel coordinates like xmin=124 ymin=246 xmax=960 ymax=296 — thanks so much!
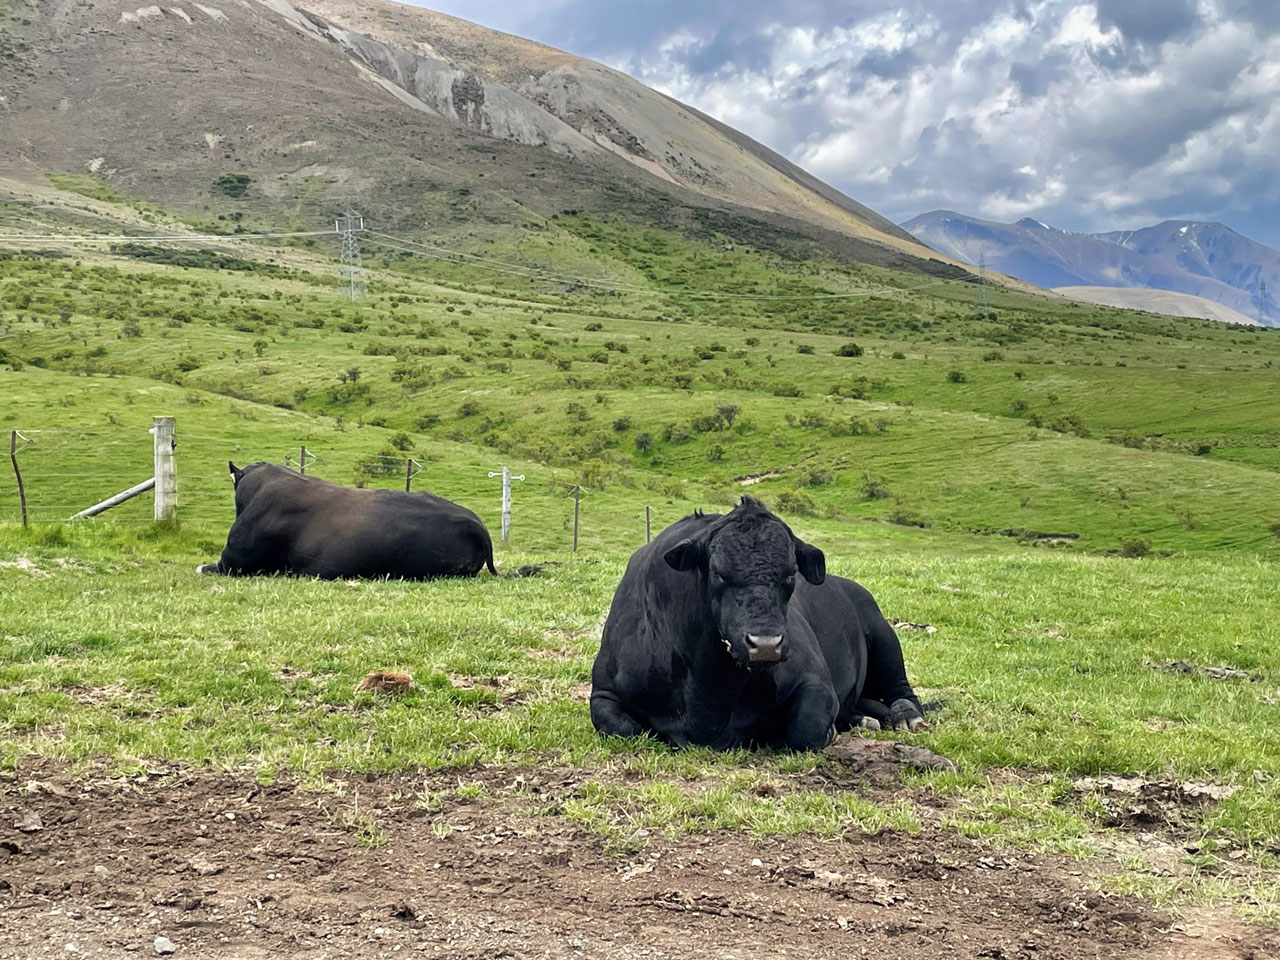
xmin=195 ymin=563 xmax=218 ymax=575
xmin=890 ymin=698 xmax=928 ymax=733
xmin=857 ymin=716 xmax=882 ymax=731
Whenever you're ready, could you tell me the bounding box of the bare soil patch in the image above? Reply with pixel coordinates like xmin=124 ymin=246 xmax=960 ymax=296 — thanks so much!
xmin=1 ymin=763 xmax=1275 ymax=960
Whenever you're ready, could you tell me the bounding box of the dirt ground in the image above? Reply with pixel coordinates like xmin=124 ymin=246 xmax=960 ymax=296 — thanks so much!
xmin=1 ymin=761 xmax=1276 ymax=960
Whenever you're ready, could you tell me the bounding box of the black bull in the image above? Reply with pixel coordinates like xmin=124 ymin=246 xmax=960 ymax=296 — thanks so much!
xmin=198 ymin=462 xmax=497 ymax=579
xmin=591 ymin=498 xmax=924 ymax=750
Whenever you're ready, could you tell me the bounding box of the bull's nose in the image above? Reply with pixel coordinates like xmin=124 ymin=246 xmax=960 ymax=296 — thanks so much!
xmin=745 ymin=634 xmax=783 ymax=663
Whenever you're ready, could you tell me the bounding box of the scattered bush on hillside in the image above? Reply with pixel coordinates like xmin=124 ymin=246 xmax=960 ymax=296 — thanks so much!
xmin=796 ymin=344 xmax=815 ymax=355
xmin=706 ymin=444 xmax=725 ymax=462
xmin=774 ymin=490 xmax=817 ymax=516
xmin=830 ymin=376 xmax=874 ymax=399
xmin=458 ymin=400 xmax=481 ymax=417
xmin=1267 ymin=520 xmax=1280 ymax=540
xmin=634 ymin=432 xmax=653 ymax=453
xmin=830 ymin=417 xmax=872 ymax=437
xmin=214 ymin=174 xmax=252 ymax=198
xmin=389 ymin=432 xmax=414 ymax=452
xmin=661 ymin=422 xmax=692 ymax=443
xmin=1046 ymin=413 xmax=1090 ymax=438
xmin=891 ymin=351 xmax=906 ymax=360
xmin=861 ymin=472 xmax=890 ymax=499
xmin=613 ymin=416 xmax=632 ymax=432
xmin=982 ymin=350 xmax=1003 ymax=361
xmin=1109 ymin=431 xmax=1146 ymax=449
xmin=835 ymin=342 xmax=863 ymax=357
xmin=1120 ymin=537 xmax=1152 ymax=558
xmin=353 ymin=446 xmax=404 ymax=487
xmin=946 ymin=369 xmax=968 ymax=383
xmin=795 ymin=468 xmax=834 ymax=488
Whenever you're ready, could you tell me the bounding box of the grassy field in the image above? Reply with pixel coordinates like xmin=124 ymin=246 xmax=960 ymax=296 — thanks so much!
xmin=2 ymin=187 xmax=1280 ymax=922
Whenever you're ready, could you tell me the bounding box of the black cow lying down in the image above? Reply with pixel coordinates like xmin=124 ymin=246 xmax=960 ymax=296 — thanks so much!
xmin=591 ymin=497 xmax=925 ymax=751
xmin=197 ymin=462 xmax=497 ymax=579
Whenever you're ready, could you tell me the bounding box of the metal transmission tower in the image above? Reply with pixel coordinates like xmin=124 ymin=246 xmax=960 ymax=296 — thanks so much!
xmin=334 ymin=203 xmax=366 ymax=302
xmin=974 ymin=253 xmax=992 ymax=319
xmin=1257 ymin=280 xmax=1272 ymax=325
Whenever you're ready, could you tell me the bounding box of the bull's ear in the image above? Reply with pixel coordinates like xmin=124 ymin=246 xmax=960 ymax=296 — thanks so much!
xmin=663 ymin=538 xmax=705 ymax=572
xmin=228 ymin=461 xmax=244 ymax=486
xmin=795 ymin=539 xmax=826 ymax=585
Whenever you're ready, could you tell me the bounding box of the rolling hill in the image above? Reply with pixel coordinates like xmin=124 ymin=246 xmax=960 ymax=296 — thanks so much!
xmin=902 ymin=211 xmax=1278 ymax=325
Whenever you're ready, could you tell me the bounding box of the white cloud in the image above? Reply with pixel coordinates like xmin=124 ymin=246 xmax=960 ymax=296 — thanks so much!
xmin=416 ymin=0 xmax=1280 ymax=243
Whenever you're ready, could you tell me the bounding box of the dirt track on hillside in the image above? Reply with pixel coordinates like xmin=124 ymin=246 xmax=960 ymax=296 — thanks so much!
xmin=1 ymin=764 xmax=1275 ymax=960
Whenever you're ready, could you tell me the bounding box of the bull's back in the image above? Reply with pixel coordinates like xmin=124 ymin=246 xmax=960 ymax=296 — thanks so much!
xmin=250 ymin=483 xmax=491 ymax=579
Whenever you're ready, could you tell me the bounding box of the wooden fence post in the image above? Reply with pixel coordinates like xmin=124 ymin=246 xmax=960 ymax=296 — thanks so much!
xmin=153 ymin=416 xmax=176 ymax=521
xmin=299 ymin=446 xmax=309 ymax=475
xmin=487 ymin=466 xmax=524 ymax=545
xmin=9 ymin=430 xmax=27 ymax=528
xmin=645 ymin=505 xmax=651 ymax=544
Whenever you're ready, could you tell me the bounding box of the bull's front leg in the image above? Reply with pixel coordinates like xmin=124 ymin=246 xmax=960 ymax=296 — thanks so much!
xmin=589 ymin=689 xmax=647 ymax=739
xmin=785 ymin=683 xmax=840 ymax=751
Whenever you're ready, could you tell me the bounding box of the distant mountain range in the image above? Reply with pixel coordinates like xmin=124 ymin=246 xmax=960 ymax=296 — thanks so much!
xmin=902 ymin=212 xmax=1279 ymax=326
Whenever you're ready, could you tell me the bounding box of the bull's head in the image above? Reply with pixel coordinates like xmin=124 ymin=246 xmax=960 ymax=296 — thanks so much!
xmin=664 ymin=497 xmax=825 ymax=668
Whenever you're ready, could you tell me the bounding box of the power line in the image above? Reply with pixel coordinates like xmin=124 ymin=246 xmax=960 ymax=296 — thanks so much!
xmin=0 ymin=230 xmax=333 ymax=243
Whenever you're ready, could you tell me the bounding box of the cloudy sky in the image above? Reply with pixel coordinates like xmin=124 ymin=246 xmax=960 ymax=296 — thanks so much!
xmin=415 ymin=0 xmax=1280 ymax=247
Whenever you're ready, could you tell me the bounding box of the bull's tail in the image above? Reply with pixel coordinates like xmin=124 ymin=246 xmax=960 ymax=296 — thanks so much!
xmin=484 ymin=541 xmax=497 ymax=576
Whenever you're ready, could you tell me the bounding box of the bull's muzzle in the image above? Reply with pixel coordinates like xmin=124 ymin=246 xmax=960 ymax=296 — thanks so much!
xmin=745 ymin=634 xmax=784 ymax=663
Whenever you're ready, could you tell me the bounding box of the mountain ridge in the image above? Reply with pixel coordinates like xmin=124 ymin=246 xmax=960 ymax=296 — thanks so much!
xmin=903 ymin=210 xmax=1278 ymax=325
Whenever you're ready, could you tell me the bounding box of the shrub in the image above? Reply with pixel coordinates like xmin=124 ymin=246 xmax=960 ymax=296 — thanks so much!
xmin=796 ymin=468 xmax=834 ymax=488
xmin=982 ymin=350 xmax=1003 ymax=362
xmin=860 ymin=472 xmax=890 ymax=499
xmin=891 ymin=351 xmax=906 ymax=360
xmin=585 ymin=322 xmax=603 ymax=331
xmin=214 ymin=173 xmax=252 ymax=198
xmin=796 ymin=344 xmax=815 ymax=355
xmin=835 ymin=342 xmax=863 ymax=357
xmin=1046 ymin=413 xmax=1090 ymax=438
xmin=946 ymin=369 xmax=968 ymax=383
xmin=774 ymin=490 xmax=817 ymax=516
xmin=1120 ymin=537 xmax=1151 ymax=558
xmin=634 ymin=432 xmax=653 ymax=453
xmin=353 ymin=446 xmax=403 ymax=486
xmin=458 ymin=400 xmax=481 ymax=417
xmin=706 ymin=444 xmax=725 ymax=462
xmin=389 ymin=431 xmax=414 ymax=452
xmin=613 ymin=417 xmax=632 ymax=432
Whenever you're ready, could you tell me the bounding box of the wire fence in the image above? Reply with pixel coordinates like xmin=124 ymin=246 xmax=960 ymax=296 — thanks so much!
xmin=2 ymin=424 xmax=666 ymax=549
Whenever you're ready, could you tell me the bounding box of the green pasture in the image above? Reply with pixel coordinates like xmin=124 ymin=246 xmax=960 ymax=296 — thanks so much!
xmin=2 ymin=190 xmax=1280 ymax=920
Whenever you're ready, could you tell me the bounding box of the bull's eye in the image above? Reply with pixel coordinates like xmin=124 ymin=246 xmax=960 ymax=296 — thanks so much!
xmin=783 ymin=575 xmax=796 ymax=589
